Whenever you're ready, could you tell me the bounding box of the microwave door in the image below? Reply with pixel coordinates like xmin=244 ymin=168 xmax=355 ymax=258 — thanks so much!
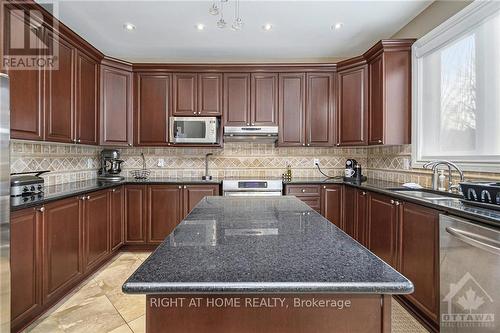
xmin=171 ymin=119 xmax=208 ymax=143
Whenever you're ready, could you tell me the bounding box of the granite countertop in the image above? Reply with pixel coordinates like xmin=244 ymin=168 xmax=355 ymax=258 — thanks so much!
xmin=10 ymin=176 xmax=500 ymax=226
xmin=122 ymin=196 xmax=413 ymax=294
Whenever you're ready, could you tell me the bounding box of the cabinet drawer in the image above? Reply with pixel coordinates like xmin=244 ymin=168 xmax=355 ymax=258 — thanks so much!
xmin=296 ymin=197 xmax=321 ymax=211
xmin=286 ymin=185 xmax=321 ymax=196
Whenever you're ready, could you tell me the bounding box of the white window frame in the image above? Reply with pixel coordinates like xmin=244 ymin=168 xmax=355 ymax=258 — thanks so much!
xmin=412 ymin=0 xmax=500 ymax=173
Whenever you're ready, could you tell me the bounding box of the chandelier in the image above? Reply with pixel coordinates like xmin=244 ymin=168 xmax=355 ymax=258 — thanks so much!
xmin=209 ymin=0 xmax=243 ymax=31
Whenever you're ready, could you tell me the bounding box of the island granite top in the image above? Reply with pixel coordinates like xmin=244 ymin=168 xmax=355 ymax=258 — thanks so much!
xmin=122 ymin=196 xmax=413 ymax=295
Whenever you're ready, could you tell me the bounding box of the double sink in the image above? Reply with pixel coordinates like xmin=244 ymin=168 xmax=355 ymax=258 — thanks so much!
xmin=388 ymin=188 xmax=463 ymax=203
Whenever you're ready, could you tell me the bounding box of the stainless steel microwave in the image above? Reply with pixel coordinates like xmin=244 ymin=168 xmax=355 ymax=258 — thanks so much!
xmin=169 ymin=117 xmax=219 ymax=144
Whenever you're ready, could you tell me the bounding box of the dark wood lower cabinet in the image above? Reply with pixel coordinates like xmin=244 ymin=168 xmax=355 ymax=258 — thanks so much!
xmin=110 ymin=187 xmax=124 ymax=251
xmin=125 ymin=185 xmax=147 ymax=244
xmin=42 ymin=197 xmax=83 ymax=305
xmin=147 ymin=185 xmax=183 ymax=244
xmin=366 ymin=193 xmax=398 ymax=268
xmin=397 ymin=202 xmax=439 ymax=330
xmin=320 ymin=185 xmax=343 ymax=228
xmin=10 ymin=208 xmax=43 ymax=332
xmin=83 ymin=190 xmax=110 ymax=272
xmin=183 ymin=185 xmax=220 ymax=218
xmin=285 ymin=185 xmax=321 ymax=212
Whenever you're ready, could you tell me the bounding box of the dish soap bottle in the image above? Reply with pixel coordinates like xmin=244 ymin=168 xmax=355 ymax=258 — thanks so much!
xmin=438 ymin=169 xmax=446 ymax=191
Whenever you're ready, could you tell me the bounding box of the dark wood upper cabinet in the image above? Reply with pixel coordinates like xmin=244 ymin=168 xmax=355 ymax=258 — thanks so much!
xmin=75 ymin=51 xmax=99 ymax=145
xmin=320 ymin=184 xmax=343 ymax=228
xmin=306 ymin=73 xmax=335 ymax=146
xmin=125 ymin=185 xmax=147 ymax=243
xmin=10 ymin=208 xmax=42 ymax=331
xmin=278 ymin=73 xmax=306 ymax=146
xmin=398 ymin=202 xmax=439 ymax=325
xmin=147 ymin=185 xmax=183 ymax=244
xmin=251 ymin=73 xmax=278 ymax=126
xmin=9 ymin=67 xmax=44 ymax=141
xmin=337 ymin=61 xmax=368 ymax=146
xmin=100 ymin=62 xmax=133 ymax=147
xmin=135 ymin=74 xmax=171 ymax=146
xmin=366 ymin=192 xmax=398 ymax=268
xmin=183 ymin=184 xmax=220 ymax=219
xmin=224 ymin=73 xmax=251 ymax=126
xmin=365 ymin=40 xmax=414 ymax=145
xmin=42 ymin=196 xmax=83 ymax=304
xmin=44 ymin=34 xmax=75 ymax=143
xmin=198 ymin=73 xmax=222 ymax=116
xmin=83 ymin=190 xmax=109 ymax=272
xmin=172 ymin=73 xmax=197 ymax=116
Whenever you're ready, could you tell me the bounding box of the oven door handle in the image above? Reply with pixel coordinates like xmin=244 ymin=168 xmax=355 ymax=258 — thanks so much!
xmin=445 ymin=226 xmax=500 ymax=256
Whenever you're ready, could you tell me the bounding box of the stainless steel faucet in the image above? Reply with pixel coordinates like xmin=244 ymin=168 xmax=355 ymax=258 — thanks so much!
xmin=423 ymin=160 xmax=465 ymax=193
xmin=202 ymin=153 xmax=213 ymax=180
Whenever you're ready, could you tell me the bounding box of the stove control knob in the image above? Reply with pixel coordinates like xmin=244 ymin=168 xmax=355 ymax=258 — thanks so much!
xmin=22 ymin=186 xmax=29 ymax=192
xmin=37 ymin=184 xmax=43 ymax=190
xmin=30 ymin=185 xmax=35 ymax=191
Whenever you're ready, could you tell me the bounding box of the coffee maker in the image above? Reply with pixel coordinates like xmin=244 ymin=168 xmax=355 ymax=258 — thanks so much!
xmin=98 ymin=149 xmax=125 ymax=181
xmin=344 ymin=159 xmax=366 ymax=182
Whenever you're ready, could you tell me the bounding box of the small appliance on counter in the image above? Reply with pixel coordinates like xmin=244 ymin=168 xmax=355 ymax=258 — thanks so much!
xmin=343 ymin=159 xmax=367 ymax=182
xmin=10 ymin=170 xmax=49 ymax=197
xmin=459 ymin=181 xmax=500 ymax=210
xmin=98 ymin=149 xmax=125 ymax=181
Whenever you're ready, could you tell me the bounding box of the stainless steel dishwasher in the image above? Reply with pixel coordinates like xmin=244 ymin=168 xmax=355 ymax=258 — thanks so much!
xmin=440 ymin=214 xmax=500 ymax=332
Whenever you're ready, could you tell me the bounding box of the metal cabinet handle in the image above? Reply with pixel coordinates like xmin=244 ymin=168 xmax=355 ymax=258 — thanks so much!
xmin=112 ymin=188 xmax=116 ymax=192
xmin=390 ymin=199 xmax=395 ymax=204
xmin=307 ymin=143 xmax=310 ymax=147
xmin=336 ymin=143 xmax=340 ymax=147
xmin=362 ymin=191 xmax=366 ymax=196
xmin=395 ymin=201 xmax=400 ymax=206
xmin=323 ymin=186 xmax=326 ymax=189
xmin=37 ymin=206 xmax=45 ymax=212
xmin=183 ymin=185 xmax=187 ymax=189
xmin=178 ymin=186 xmax=182 ymax=189
xmin=77 ymin=139 xmax=81 ymax=143
xmin=301 ymin=189 xmax=306 ymax=193
xmin=86 ymin=195 xmax=90 ymax=200
xmin=246 ymin=123 xmax=250 ymax=126
xmin=80 ymin=196 xmax=85 ymax=201
xmin=446 ymin=226 xmax=500 ymax=256
xmin=378 ymin=140 xmax=382 ymax=144
xmin=128 ymin=143 xmax=132 ymax=147
xmin=302 ymin=143 xmax=305 ymax=146
xmin=251 ymin=123 xmax=255 ymax=126
xmin=73 ymin=138 xmax=77 ymax=143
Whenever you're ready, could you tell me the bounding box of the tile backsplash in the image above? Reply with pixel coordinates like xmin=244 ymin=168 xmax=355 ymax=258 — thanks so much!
xmin=10 ymin=140 xmax=499 ymax=186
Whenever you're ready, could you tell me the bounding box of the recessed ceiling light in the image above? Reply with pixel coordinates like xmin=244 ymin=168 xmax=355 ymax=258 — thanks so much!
xmin=262 ymin=23 xmax=273 ymax=31
xmin=123 ymin=23 xmax=136 ymax=31
xmin=196 ymin=23 xmax=205 ymax=31
xmin=332 ymin=22 xmax=343 ymax=30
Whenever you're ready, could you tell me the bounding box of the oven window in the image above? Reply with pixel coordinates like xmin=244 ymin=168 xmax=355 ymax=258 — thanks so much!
xmin=173 ymin=120 xmax=206 ymax=138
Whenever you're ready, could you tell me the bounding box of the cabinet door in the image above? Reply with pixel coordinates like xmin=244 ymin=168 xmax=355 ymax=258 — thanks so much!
xmin=368 ymin=55 xmax=384 ymax=145
xmin=285 ymin=185 xmax=321 ymax=212
xmin=42 ymin=197 xmax=82 ymax=304
xmin=306 ymin=73 xmax=334 ymax=146
xmin=320 ymin=185 xmax=343 ymax=228
xmin=172 ymin=73 xmax=197 ymax=116
xmin=198 ymin=73 xmax=222 ymax=116
xmin=223 ymin=73 xmax=251 ymax=126
xmin=44 ymin=34 xmax=75 ymax=143
xmin=183 ymin=184 xmax=220 ymax=218
xmin=147 ymin=185 xmax=183 ymax=244
xmin=366 ymin=193 xmax=398 ymax=267
xmin=135 ymin=74 xmax=170 ymax=145
xmin=9 ymin=67 xmax=44 ymax=140
xmin=355 ymin=190 xmax=368 ymax=246
xmin=398 ymin=203 xmax=439 ymax=324
xmin=343 ymin=186 xmax=356 ymax=238
xmin=75 ymin=51 xmax=99 ymax=145
xmin=100 ymin=65 xmax=133 ymax=146
xmin=125 ymin=185 xmax=147 ymax=243
xmin=11 ymin=208 xmax=42 ymax=330
xmin=83 ymin=190 xmax=109 ymax=271
xmin=278 ymin=73 xmax=306 ymax=146
xmin=251 ymin=73 xmax=278 ymax=126
xmin=110 ymin=187 xmax=124 ymax=251
xmin=337 ymin=66 xmax=368 ymax=146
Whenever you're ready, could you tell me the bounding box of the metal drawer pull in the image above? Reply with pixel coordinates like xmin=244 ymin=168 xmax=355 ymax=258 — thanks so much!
xmin=37 ymin=207 xmax=45 ymax=212
xmin=390 ymin=199 xmax=395 ymax=204
xmin=445 ymin=227 xmax=500 ymax=256
xmin=301 ymin=189 xmax=306 ymax=193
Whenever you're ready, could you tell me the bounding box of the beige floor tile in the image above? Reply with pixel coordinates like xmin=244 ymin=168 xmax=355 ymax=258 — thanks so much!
xmin=27 ymin=316 xmax=65 ymax=333
xmin=108 ymin=323 xmax=133 ymax=333
xmin=391 ymin=298 xmax=430 ymax=333
xmin=128 ymin=315 xmax=145 ymax=333
xmin=106 ymin=292 xmax=146 ymax=323
xmin=135 ymin=252 xmax=151 ymax=261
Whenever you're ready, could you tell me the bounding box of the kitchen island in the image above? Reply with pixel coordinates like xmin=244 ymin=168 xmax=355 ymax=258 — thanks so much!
xmin=123 ymin=196 xmax=413 ymax=333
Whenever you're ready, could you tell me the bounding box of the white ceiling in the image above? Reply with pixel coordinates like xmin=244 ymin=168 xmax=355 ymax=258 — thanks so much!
xmin=43 ymin=0 xmax=431 ymax=62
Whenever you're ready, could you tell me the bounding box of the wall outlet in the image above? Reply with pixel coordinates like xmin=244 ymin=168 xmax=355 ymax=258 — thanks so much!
xmin=403 ymin=158 xmax=411 ymax=170
xmin=87 ymin=158 xmax=93 ymax=168
xmin=313 ymin=158 xmax=320 ymax=166
xmin=157 ymin=158 xmax=165 ymax=167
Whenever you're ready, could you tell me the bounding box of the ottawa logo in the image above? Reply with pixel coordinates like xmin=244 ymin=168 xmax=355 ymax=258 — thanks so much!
xmin=442 ymin=272 xmax=495 ymax=330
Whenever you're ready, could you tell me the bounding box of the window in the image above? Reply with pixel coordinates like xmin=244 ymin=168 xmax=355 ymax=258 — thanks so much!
xmin=412 ymin=1 xmax=500 ymax=172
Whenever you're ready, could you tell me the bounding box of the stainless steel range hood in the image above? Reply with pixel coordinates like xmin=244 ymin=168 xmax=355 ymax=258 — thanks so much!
xmin=224 ymin=126 xmax=278 ymax=143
